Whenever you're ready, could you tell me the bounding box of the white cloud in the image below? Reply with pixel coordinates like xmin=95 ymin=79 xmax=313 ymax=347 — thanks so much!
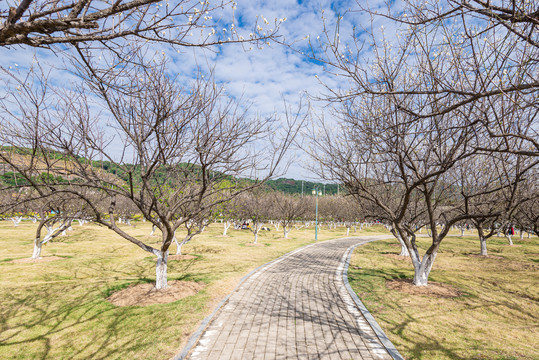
xmin=0 ymin=0 xmax=393 ymax=181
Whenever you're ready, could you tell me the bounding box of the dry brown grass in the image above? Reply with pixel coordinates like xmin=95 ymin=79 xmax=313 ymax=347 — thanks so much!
xmin=348 ymin=234 xmax=539 ymax=360
xmin=0 ymin=219 xmax=381 ymax=359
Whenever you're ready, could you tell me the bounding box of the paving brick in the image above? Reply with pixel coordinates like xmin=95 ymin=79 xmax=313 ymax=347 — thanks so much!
xmin=185 ymin=236 xmax=395 ymax=359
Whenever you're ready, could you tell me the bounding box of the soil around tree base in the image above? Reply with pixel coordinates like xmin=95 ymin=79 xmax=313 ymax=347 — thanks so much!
xmin=386 ymin=278 xmax=462 ymax=298
xmin=108 ymin=280 xmax=205 ymax=306
xmin=10 ymin=256 xmax=64 ymax=263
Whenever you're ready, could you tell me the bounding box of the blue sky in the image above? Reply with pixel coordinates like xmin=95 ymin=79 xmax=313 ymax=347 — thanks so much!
xmin=0 ymin=0 xmax=395 ymax=181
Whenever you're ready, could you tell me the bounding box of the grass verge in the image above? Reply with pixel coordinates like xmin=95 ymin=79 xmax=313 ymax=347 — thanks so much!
xmin=348 ymin=234 xmax=539 ymax=360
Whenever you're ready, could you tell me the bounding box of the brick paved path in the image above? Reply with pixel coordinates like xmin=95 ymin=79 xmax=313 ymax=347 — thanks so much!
xmin=180 ymin=236 xmax=399 ymax=360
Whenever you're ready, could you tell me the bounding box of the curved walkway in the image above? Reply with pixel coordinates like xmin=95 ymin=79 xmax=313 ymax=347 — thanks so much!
xmin=177 ymin=236 xmax=403 ymax=360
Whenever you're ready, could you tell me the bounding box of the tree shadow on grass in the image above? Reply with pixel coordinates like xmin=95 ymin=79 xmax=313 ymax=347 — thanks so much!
xmin=0 ymin=258 xmax=205 ymax=359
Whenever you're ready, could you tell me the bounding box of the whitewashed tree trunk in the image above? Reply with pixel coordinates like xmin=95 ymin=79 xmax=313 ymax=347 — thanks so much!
xmin=398 ymin=235 xmax=410 ymax=257
xmin=519 ymin=230 xmax=524 ymax=240
xmin=172 ymin=232 xmax=182 ymax=255
xmin=283 ymin=227 xmax=290 ymax=239
xmin=150 ymin=225 xmax=156 ymax=236
xmin=32 ymin=240 xmax=43 ymax=259
xmin=480 ymin=236 xmax=488 ymax=256
xmin=176 ymin=239 xmax=185 ymax=255
xmin=506 ymin=235 xmax=513 ymax=246
xmin=31 ymin=224 xmax=57 ymax=259
xmin=252 ymin=223 xmax=263 ymax=244
xmin=155 ymin=250 xmax=168 ymax=289
xmin=460 ymin=228 xmax=465 ymax=236
xmin=411 ymin=251 xmax=437 ymax=286
xmin=223 ymin=221 xmax=232 ymax=236
xmin=346 ymin=227 xmax=350 ymax=236
xmin=12 ymin=216 xmax=22 ymax=227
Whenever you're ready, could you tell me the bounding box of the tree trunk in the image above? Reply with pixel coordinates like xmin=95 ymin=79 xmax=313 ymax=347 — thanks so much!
xmin=479 ymin=236 xmax=488 ymax=256
xmin=519 ymin=230 xmax=523 ymax=240
xmin=155 ymin=250 xmax=168 ymax=289
xmin=346 ymin=227 xmax=350 ymax=236
xmin=399 ymin=237 xmax=410 ymax=257
xmin=150 ymin=225 xmax=156 ymax=236
xmin=253 ymin=231 xmax=259 ymax=244
xmin=412 ymin=252 xmax=437 ymax=286
xmin=223 ymin=221 xmax=231 ymax=236
xmin=176 ymin=240 xmax=184 ymax=255
xmin=32 ymin=240 xmax=42 ymax=259
xmin=173 ymin=233 xmax=182 ymax=255
xmin=283 ymin=228 xmax=290 ymax=239
xmin=506 ymin=235 xmax=513 ymax=246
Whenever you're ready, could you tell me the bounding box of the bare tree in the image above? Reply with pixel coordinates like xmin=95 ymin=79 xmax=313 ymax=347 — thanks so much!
xmin=0 ymin=0 xmax=281 ymax=48
xmin=236 ymin=189 xmax=273 ymax=244
xmin=321 ymin=0 xmax=539 ymax=156
xmin=303 ymin=0 xmax=538 ymax=286
xmin=174 ymin=217 xmax=209 ymax=256
xmin=270 ymin=192 xmax=308 ymax=239
xmin=0 ymin=53 xmax=299 ymax=289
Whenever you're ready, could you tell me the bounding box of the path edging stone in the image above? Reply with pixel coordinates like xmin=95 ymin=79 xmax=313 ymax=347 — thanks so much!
xmin=342 ymin=241 xmax=405 ymax=360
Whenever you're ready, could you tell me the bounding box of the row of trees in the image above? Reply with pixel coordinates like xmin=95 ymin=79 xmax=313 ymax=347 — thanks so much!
xmin=1 ymin=0 xmax=537 ymax=290
xmin=3 ymin=184 xmax=535 ymax=261
xmin=307 ymin=0 xmax=538 ymax=285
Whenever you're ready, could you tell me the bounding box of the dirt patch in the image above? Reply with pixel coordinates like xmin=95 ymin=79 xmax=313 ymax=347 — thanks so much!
xmin=245 ymin=243 xmax=265 ymax=247
xmin=168 ymin=254 xmax=197 ymax=261
xmin=10 ymin=256 xmax=64 ymax=263
xmin=108 ymin=280 xmax=204 ymax=307
xmin=386 ymin=278 xmax=462 ymax=298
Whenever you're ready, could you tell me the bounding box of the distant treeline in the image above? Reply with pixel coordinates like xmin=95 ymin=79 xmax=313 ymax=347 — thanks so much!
xmin=264 ymin=178 xmax=341 ymax=195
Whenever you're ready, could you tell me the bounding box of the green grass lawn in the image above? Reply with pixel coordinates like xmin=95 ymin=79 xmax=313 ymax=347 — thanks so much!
xmin=0 ymin=220 xmax=372 ymax=359
xmin=348 ymin=233 xmax=539 ymax=360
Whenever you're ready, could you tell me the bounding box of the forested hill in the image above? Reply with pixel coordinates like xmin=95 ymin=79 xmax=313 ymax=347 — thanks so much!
xmin=0 ymin=148 xmax=340 ymax=195
xmin=265 ymin=178 xmax=340 ymax=195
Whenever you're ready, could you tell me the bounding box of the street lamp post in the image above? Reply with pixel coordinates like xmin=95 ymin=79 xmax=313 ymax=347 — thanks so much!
xmin=312 ymin=188 xmax=322 ymax=241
